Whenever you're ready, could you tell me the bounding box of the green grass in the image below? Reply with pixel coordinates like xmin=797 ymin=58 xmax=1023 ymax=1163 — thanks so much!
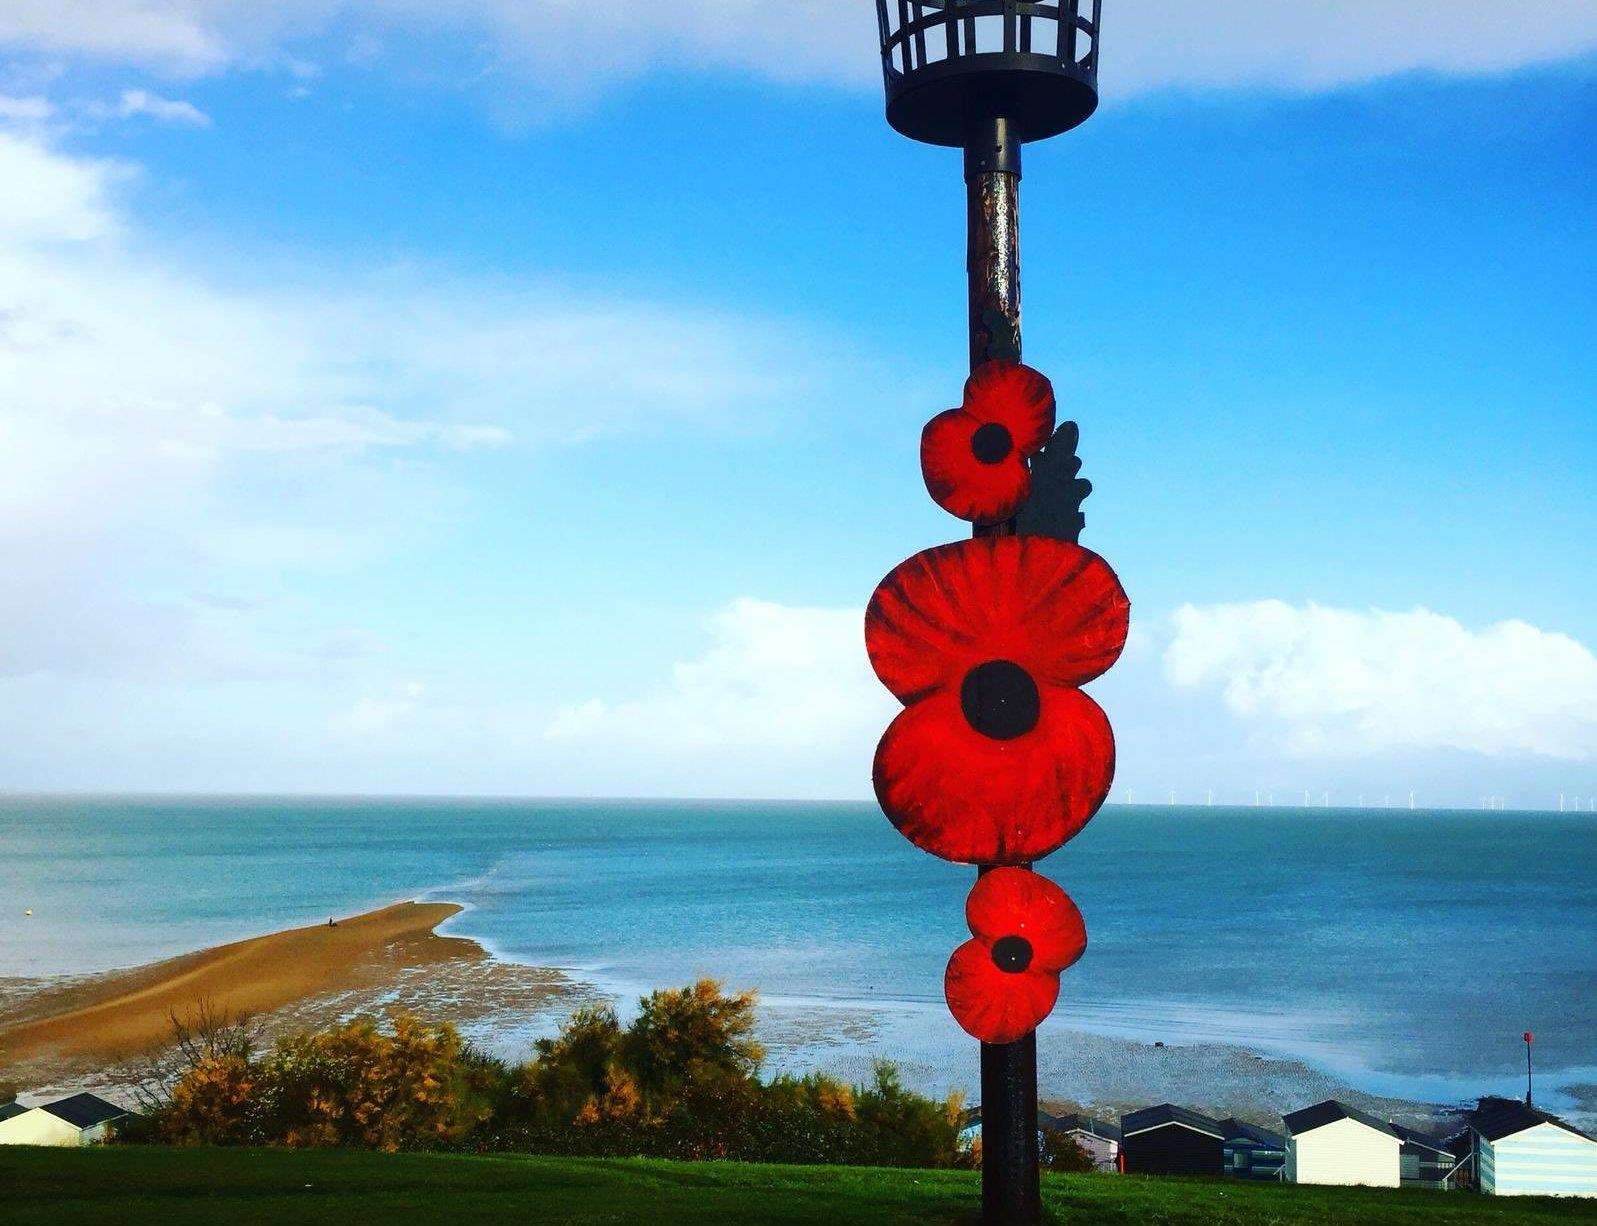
xmin=3 ymin=1146 xmax=1596 ymax=1224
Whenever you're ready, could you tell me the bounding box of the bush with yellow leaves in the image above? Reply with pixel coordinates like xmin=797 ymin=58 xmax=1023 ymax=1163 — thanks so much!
xmin=136 ymin=979 xmax=962 ymax=1167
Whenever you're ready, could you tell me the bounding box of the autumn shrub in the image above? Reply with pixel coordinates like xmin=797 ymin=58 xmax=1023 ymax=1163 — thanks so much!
xmin=491 ymin=980 xmax=961 ymax=1167
xmin=257 ymin=1013 xmax=495 ymax=1150
xmin=140 ymin=979 xmax=962 ymax=1167
xmin=141 ymin=1012 xmax=492 ymax=1150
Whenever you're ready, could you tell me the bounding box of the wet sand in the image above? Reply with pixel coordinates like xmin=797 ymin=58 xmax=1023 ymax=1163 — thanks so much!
xmin=0 ymin=901 xmax=583 ymax=1078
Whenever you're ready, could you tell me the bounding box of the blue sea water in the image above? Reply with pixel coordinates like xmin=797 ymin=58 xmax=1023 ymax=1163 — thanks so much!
xmin=2 ymin=796 xmax=1593 ymax=1107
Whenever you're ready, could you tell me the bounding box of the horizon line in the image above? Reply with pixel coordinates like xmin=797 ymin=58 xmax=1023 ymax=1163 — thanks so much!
xmin=0 ymin=788 xmax=1586 ymax=817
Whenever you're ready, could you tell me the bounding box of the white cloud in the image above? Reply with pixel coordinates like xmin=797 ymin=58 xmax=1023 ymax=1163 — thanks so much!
xmin=0 ymin=0 xmax=228 ymax=71
xmin=1108 ymin=2 xmax=1597 ymax=95
xmin=0 ymin=123 xmax=824 ymax=687
xmin=0 ymin=129 xmax=125 ymax=243
xmin=103 ymin=88 xmax=212 ymax=126
xmin=331 ymin=680 xmax=429 ymax=735
xmin=2 ymin=2 xmax=1592 ymax=102
xmin=0 ymin=95 xmax=52 ymax=122
xmin=548 ymin=598 xmax=894 ymax=755
xmin=1165 ymin=601 xmax=1597 ymax=760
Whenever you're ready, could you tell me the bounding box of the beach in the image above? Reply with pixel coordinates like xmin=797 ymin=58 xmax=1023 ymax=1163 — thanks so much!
xmin=0 ymin=902 xmax=589 ymax=1088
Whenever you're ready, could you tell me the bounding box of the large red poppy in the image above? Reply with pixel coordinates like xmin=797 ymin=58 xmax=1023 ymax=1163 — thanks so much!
xmin=921 ymin=361 xmax=1055 ymax=525
xmin=875 ymin=688 xmax=1113 ymax=864
xmin=867 ymin=536 xmax=1128 ymax=704
xmin=866 ymin=536 xmax=1128 ymax=865
xmin=945 ymin=867 xmax=1086 ymax=1044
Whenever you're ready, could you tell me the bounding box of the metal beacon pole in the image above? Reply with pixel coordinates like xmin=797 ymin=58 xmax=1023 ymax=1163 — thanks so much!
xmin=867 ymin=6 xmax=1120 ymax=1224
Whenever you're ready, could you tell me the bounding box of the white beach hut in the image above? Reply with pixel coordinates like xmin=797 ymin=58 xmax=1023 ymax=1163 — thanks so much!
xmin=1282 ymin=1100 xmax=1400 ymax=1187
xmin=1470 ymin=1101 xmax=1597 ymax=1198
xmin=0 ymin=1093 xmax=131 ymax=1146
xmin=1045 ymin=1113 xmax=1121 ymax=1172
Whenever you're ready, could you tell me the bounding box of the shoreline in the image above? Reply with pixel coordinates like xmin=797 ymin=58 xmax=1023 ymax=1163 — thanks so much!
xmin=2 ymin=903 xmax=1508 ymax=1137
xmin=0 ymin=901 xmax=588 ymax=1084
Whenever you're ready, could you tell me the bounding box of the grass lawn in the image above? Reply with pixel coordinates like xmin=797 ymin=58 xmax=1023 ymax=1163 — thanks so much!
xmin=4 ymin=1146 xmax=1597 ymax=1224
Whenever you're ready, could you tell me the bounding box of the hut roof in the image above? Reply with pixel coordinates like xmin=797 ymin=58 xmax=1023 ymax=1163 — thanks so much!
xmin=1282 ymin=1100 xmax=1398 ymax=1139
xmin=0 ymin=1101 xmax=29 ymax=1122
xmin=39 ymin=1093 xmax=130 ymax=1130
xmin=1219 ymin=1117 xmax=1285 ymax=1149
xmin=1121 ymin=1103 xmax=1225 ymax=1139
xmin=1047 ymin=1113 xmax=1121 ymax=1142
xmin=1471 ymin=1101 xmax=1593 ymax=1144
xmin=1391 ymin=1123 xmax=1452 ymax=1156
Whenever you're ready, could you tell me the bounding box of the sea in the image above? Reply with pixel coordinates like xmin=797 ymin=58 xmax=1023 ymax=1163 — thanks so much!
xmin=2 ymin=796 xmax=1593 ymax=1115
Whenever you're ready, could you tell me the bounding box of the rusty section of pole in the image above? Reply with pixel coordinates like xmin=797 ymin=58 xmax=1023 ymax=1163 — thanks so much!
xmin=966 ymin=172 xmax=1021 ymax=372
xmin=968 ymin=113 xmax=1041 ymax=1226
xmin=965 ymin=114 xmax=1021 ymax=373
xmin=967 ymin=115 xmax=1022 ymax=545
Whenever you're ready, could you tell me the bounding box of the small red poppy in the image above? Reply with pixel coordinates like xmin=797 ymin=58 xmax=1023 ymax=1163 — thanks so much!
xmin=866 ymin=536 xmax=1129 ymax=705
xmin=945 ymin=867 xmax=1086 ymax=1044
xmin=921 ymin=361 xmax=1055 ymax=525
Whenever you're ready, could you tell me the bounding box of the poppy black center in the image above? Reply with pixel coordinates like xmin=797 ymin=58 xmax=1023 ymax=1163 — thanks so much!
xmin=991 ymin=935 xmax=1033 ymax=974
xmin=970 ymin=422 xmax=1013 ymax=465
xmin=960 ymin=659 xmax=1040 ymax=740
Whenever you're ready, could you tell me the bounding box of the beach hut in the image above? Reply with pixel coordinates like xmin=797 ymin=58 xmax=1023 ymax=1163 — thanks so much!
xmin=1393 ymin=1123 xmax=1459 ymax=1189
xmin=0 ymin=1093 xmax=131 ymax=1146
xmin=1468 ymin=1101 xmax=1597 ymax=1198
xmin=1219 ymin=1118 xmax=1286 ymax=1181
xmin=1282 ymin=1100 xmax=1400 ymax=1187
xmin=956 ymin=1107 xmax=982 ymax=1153
xmin=1044 ymin=1113 xmax=1121 ymax=1172
xmin=1120 ymin=1104 xmax=1226 ymax=1176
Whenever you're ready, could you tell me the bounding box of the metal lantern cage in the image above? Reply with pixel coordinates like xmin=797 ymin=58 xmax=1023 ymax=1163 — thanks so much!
xmin=874 ymin=0 xmax=1101 ymax=147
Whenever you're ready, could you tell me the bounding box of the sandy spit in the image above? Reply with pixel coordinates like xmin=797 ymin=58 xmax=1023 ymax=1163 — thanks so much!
xmin=0 ymin=901 xmax=588 ymax=1084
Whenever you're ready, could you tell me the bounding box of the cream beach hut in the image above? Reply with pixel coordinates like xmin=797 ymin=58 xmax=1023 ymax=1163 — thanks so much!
xmin=0 ymin=1093 xmax=131 ymax=1146
xmin=1470 ymin=1101 xmax=1597 ymax=1198
xmin=1045 ymin=1113 xmax=1121 ymax=1172
xmin=1282 ymin=1100 xmax=1400 ymax=1187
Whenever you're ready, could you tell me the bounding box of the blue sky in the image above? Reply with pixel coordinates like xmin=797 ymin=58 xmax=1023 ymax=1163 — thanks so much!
xmin=1 ymin=5 xmax=1593 ymax=806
